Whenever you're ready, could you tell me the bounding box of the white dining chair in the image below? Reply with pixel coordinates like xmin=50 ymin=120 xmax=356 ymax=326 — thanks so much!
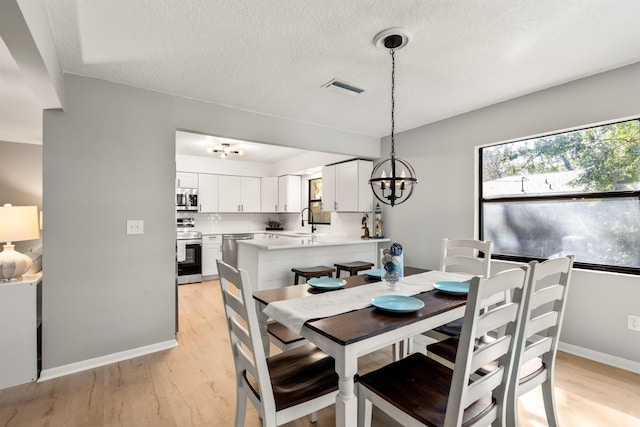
xmin=507 ymin=255 xmax=574 ymax=426
xmin=415 ymin=238 xmax=494 ymax=347
xmin=425 ymin=255 xmax=574 ymax=426
xmin=216 ymin=259 xmax=338 ymax=427
xmin=358 ymin=266 xmax=530 ymax=427
xmin=440 ymin=237 xmax=493 ymax=277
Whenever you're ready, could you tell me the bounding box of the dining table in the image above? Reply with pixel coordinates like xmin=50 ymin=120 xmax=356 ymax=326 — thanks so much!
xmin=252 ymin=267 xmax=473 ymax=427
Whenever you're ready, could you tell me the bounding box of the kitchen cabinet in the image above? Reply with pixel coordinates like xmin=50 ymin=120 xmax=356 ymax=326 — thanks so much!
xmin=219 ymin=176 xmax=261 ymax=212
xmin=198 ymin=173 xmax=219 ymax=212
xmin=261 ymin=177 xmax=279 ymax=213
xmin=278 ymin=175 xmax=301 ymax=212
xmin=176 ymin=172 xmax=198 ymax=188
xmin=322 ymin=159 xmax=373 ymax=212
xmin=202 ymin=235 xmax=222 ymax=277
xmin=0 ymin=274 xmax=41 ymax=389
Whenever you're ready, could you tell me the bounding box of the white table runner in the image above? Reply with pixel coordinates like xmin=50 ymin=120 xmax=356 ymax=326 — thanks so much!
xmin=263 ymin=270 xmax=471 ymax=334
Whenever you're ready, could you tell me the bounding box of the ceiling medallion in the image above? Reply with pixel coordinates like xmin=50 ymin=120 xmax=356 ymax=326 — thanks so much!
xmin=369 ymin=28 xmax=418 ymax=207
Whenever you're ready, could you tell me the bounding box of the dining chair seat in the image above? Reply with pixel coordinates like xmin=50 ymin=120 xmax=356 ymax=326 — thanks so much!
xmin=267 ymin=321 xmax=307 ymax=351
xmin=358 ymin=353 xmax=496 ymax=426
xmin=262 ymin=343 xmax=339 ymax=411
xmin=427 ymin=335 xmax=545 ymax=380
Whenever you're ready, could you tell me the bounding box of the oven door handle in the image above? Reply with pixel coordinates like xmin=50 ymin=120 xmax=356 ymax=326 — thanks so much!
xmin=178 ymin=239 xmax=202 ymax=245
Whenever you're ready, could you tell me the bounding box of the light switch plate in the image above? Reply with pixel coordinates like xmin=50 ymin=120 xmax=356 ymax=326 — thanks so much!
xmin=126 ymin=220 xmax=144 ymax=235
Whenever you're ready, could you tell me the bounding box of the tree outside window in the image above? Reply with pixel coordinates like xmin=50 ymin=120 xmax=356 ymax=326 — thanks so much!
xmin=308 ymin=178 xmax=331 ymax=224
xmin=480 ymin=119 xmax=640 ymax=274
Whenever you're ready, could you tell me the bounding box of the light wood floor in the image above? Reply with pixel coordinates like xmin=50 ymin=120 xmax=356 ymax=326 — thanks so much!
xmin=1 ymin=280 xmax=639 ymax=426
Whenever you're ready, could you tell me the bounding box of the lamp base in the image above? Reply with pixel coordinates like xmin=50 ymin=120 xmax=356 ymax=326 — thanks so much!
xmin=0 ymin=244 xmax=33 ymax=281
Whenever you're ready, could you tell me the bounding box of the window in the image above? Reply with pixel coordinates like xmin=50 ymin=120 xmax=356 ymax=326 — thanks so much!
xmin=308 ymin=178 xmax=331 ymax=224
xmin=480 ymin=119 xmax=640 ymax=274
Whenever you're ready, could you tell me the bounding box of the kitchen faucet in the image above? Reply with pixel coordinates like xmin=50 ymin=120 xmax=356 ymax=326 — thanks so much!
xmin=300 ymin=207 xmax=317 ymax=233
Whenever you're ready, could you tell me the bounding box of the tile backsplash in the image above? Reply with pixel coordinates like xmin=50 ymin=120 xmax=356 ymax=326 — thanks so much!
xmin=177 ymin=211 xmax=371 ymax=237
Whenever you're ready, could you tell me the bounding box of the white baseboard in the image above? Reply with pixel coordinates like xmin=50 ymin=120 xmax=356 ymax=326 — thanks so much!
xmin=38 ymin=339 xmax=179 ymax=382
xmin=558 ymin=341 xmax=640 ymax=374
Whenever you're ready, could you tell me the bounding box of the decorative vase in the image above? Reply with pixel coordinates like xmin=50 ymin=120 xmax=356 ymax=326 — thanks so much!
xmin=380 ymin=243 xmax=403 ymax=286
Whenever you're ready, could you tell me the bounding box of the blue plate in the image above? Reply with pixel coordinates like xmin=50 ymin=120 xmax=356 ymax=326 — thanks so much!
xmin=307 ymin=277 xmax=346 ymax=289
xmin=362 ymin=268 xmax=384 ymax=278
xmin=433 ymin=281 xmax=470 ymax=295
xmin=371 ymin=295 xmax=425 ymax=313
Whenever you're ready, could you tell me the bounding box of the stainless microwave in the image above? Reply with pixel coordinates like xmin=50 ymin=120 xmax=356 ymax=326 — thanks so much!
xmin=176 ymin=188 xmax=198 ymax=211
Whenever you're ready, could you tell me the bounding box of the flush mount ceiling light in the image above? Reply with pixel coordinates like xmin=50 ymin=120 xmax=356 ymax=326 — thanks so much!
xmin=207 ymin=143 xmax=243 ymax=159
xmin=369 ymin=27 xmax=418 ymax=207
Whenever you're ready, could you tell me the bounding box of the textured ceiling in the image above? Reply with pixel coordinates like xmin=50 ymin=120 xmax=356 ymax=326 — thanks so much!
xmin=3 ymin=0 xmax=640 ymax=146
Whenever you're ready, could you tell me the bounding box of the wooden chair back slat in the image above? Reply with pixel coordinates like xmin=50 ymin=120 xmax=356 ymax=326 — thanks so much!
xmin=526 ymin=311 xmax=559 ymax=338
xmin=440 ymin=238 xmax=493 ymax=278
xmin=470 ymin=335 xmax=511 ymax=373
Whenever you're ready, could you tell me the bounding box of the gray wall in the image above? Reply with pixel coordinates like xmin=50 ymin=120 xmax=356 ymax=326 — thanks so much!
xmin=0 ymin=140 xmax=42 ymax=253
xmin=383 ymin=62 xmax=640 ymax=366
xmin=42 ymin=74 xmax=379 ymax=370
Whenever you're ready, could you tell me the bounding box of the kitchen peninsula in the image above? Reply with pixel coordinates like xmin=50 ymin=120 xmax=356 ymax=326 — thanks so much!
xmin=237 ymin=234 xmax=390 ymax=290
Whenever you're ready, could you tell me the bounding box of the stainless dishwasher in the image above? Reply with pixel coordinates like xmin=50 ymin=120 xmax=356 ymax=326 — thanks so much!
xmin=222 ymin=234 xmax=254 ymax=268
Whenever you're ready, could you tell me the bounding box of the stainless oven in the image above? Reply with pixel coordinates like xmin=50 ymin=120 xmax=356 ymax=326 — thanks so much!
xmin=177 ymin=225 xmax=202 ymax=284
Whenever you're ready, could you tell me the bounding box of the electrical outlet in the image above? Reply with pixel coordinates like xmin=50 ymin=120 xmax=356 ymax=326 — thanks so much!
xmin=629 ymin=315 xmax=640 ymax=332
xmin=126 ymin=220 xmax=144 ymax=235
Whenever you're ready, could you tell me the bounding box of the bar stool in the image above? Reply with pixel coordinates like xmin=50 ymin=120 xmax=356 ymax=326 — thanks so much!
xmin=291 ymin=265 xmax=336 ymax=285
xmin=334 ymin=261 xmax=375 ymax=277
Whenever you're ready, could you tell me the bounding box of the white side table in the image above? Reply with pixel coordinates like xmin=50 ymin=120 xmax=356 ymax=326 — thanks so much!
xmin=0 ymin=273 xmax=42 ymax=389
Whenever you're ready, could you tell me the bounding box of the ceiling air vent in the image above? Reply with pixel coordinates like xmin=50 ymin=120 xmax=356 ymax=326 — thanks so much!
xmin=322 ymin=79 xmax=365 ymax=96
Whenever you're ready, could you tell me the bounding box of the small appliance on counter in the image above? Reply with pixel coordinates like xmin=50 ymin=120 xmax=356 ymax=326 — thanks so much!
xmin=176 ymin=217 xmax=202 ymax=284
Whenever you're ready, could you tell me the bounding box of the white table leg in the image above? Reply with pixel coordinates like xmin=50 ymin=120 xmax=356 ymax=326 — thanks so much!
xmin=334 ymin=348 xmax=358 ymax=427
xmin=254 ymin=301 xmax=271 ymax=356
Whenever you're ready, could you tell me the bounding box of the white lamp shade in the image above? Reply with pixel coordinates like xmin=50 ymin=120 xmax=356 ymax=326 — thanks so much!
xmin=0 ymin=205 xmax=40 ymax=243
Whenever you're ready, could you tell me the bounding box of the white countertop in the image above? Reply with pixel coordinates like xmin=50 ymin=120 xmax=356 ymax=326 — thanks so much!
xmin=237 ymin=234 xmax=390 ymax=250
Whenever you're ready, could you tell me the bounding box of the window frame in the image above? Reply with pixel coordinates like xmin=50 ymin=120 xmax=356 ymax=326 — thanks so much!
xmin=308 ymin=177 xmax=331 ymax=225
xmin=479 ymin=118 xmax=640 ymax=275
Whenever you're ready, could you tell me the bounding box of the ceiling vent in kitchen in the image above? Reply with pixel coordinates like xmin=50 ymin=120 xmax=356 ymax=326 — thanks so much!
xmin=321 ymin=79 xmax=365 ymax=96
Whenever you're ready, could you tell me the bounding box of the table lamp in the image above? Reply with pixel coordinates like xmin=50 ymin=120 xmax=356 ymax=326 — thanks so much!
xmin=0 ymin=204 xmax=40 ymax=281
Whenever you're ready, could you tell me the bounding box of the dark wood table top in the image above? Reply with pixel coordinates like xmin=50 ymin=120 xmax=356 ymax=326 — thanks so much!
xmin=253 ymin=266 xmax=429 ymax=305
xmin=253 ymin=266 xmax=467 ymax=346
xmin=305 ymin=290 xmax=466 ymax=345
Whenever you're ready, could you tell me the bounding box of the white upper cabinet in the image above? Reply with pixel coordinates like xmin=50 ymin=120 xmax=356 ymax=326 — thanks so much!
xmin=322 ymin=165 xmax=337 ymax=212
xmin=176 ymin=172 xmax=198 ymax=188
xmin=278 ymin=175 xmax=301 ymax=212
xmin=218 ymin=176 xmax=241 ymax=212
xmin=241 ymin=177 xmax=261 ymax=212
xmin=219 ymin=176 xmax=261 ymax=212
xmin=261 ymin=177 xmax=279 ymax=213
xmin=322 ymin=160 xmax=373 ymax=212
xmin=198 ymin=174 xmax=219 ymax=212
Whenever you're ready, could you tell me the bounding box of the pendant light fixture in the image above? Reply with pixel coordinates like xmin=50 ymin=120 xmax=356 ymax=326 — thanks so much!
xmin=369 ymin=28 xmax=418 ymax=207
